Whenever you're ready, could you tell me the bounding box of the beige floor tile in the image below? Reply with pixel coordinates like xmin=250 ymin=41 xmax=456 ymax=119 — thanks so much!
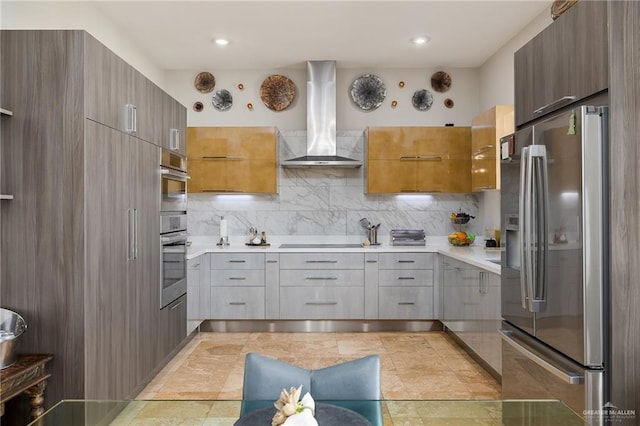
xmin=137 ymin=331 xmax=502 ymax=408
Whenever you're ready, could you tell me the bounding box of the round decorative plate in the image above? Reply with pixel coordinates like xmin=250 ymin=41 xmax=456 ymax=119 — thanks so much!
xmin=350 ymin=74 xmax=386 ymax=111
xmin=212 ymin=89 xmax=233 ymax=111
xmin=193 ymin=101 xmax=204 ymax=112
xmin=260 ymin=75 xmax=296 ymax=111
xmin=551 ymin=0 xmax=578 ymax=20
xmin=412 ymin=89 xmax=434 ymax=111
xmin=444 ymin=98 xmax=455 ymax=109
xmin=194 ymin=71 xmax=215 ymax=93
xmin=431 ymin=71 xmax=452 ymax=93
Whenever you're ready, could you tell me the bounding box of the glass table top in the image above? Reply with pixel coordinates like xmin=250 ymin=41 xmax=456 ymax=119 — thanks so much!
xmin=27 ymin=399 xmax=586 ymax=425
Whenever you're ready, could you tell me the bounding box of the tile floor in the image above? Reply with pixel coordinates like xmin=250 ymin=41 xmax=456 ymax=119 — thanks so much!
xmin=138 ymin=331 xmax=501 ymax=401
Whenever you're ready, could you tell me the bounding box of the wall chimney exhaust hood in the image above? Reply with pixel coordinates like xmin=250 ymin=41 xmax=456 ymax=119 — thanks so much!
xmin=281 ymin=61 xmax=362 ymax=168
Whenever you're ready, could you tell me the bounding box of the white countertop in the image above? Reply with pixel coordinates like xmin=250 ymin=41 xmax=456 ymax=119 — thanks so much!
xmin=187 ymin=235 xmax=501 ymax=274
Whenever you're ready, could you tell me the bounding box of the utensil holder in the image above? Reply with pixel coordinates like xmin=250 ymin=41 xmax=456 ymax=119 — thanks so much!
xmin=367 ymin=228 xmax=379 ymax=245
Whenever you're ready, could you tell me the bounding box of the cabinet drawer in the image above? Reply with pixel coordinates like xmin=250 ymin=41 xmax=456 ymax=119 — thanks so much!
xmin=280 ymin=269 xmax=364 ymax=287
xmin=378 ymin=269 xmax=433 ymax=287
xmin=212 ymin=253 xmax=265 ymax=270
xmin=379 ymin=287 xmax=434 ymax=319
xmin=378 ymin=253 xmax=434 ymax=269
xmin=211 ymin=269 xmax=265 ymax=286
xmin=279 ymin=287 xmax=364 ymax=319
xmin=210 ymin=287 xmax=264 ymax=319
xmin=279 ymin=253 xmax=363 ymax=270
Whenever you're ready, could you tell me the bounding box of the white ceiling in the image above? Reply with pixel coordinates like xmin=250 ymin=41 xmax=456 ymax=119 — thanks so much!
xmin=93 ymin=0 xmax=550 ymax=71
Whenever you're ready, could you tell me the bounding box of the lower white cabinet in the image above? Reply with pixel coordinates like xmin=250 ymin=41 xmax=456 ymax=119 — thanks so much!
xmin=210 ymin=252 xmax=265 ymax=319
xmin=378 ymin=253 xmax=435 ymax=320
xmin=279 ymin=287 xmax=364 ymax=319
xmin=442 ymin=256 xmax=501 ymax=374
xmin=187 ymin=254 xmax=211 ymax=330
xmin=210 ymin=287 xmax=265 ymax=319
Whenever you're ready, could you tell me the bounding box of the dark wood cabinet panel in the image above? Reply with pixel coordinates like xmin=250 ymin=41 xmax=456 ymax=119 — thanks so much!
xmin=1 ymin=30 xmax=185 ymax=413
xmin=608 ymin=0 xmax=640 ymax=417
xmin=515 ymin=0 xmax=608 ymax=127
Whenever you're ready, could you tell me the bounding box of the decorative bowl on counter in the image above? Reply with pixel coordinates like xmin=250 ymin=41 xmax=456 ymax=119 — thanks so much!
xmin=448 ymin=232 xmax=475 ymax=246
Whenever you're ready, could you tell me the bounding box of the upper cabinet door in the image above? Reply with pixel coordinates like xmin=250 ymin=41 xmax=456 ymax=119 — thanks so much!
xmin=514 ymin=1 xmax=608 ymax=127
xmin=162 ymin=96 xmax=187 ymax=156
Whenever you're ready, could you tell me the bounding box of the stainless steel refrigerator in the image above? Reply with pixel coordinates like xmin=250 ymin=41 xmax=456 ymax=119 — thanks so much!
xmin=499 ymin=94 xmax=609 ymax=424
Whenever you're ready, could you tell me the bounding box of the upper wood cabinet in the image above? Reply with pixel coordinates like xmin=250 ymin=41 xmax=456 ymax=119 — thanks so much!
xmin=366 ymin=127 xmax=471 ymax=194
xmin=84 ymin=35 xmax=186 ymax=150
xmin=471 ymin=105 xmax=514 ymax=192
xmin=514 ymin=0 xmax=608 ymax=127
xmin=187 ymin=127 xmax=278 ymax=194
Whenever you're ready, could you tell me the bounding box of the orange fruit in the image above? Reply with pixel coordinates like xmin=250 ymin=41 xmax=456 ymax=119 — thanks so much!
xmin=456 ymin=232 xmax=467 ymax=239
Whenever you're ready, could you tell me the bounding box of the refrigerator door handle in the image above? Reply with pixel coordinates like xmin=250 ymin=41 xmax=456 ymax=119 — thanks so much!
xmin=519 ymin=146 xmax=530 ymax=310
xmin=530 ymin=145 xmax=548 ymax=312
xmin=499 ymin=329 xmax=584 ymax=385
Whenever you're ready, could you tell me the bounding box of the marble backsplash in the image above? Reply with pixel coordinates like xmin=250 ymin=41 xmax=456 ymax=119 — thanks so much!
xmin=187 ymin=129 xmax=481 ymax=238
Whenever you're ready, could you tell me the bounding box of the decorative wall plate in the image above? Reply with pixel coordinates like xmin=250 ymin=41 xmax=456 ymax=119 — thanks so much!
xmin=260 ymin=75 xmax=296 ymax=111
xmin=412 ymin=89 xmax=434 ymax=111
xmin=444 ymin=98 xmax=455 ymax=109
xmin=194 ymin=72 xmax=215 ymax=93
xmin=431 ymin=71 xmax=452 ymax=93
xmin=551 ymin=0 xmax=578 ymax=20
xmin=212 ymin=89 xmax=233 ymax=111
xmin=350 ymin=74 xmax=386 ymax=111
xmin=193 ymin=101 xmax=204 ymax=112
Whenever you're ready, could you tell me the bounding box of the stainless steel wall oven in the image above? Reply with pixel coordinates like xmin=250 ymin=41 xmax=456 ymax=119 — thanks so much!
xmin=160 ymin=214 xmax=187 ymax=308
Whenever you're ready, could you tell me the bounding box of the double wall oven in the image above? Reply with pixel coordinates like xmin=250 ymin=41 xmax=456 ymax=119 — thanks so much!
xmin=160 ymin=150 xmax=188 ymax=308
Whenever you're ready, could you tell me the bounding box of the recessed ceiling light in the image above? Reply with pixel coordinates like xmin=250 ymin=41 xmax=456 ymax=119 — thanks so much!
xmin=214 ymin=38 xmax=229 ymax=46
xmin=411 ymin=36 xmax=430 ymax=46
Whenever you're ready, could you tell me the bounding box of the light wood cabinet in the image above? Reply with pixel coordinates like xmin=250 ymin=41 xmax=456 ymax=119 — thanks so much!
xmin=514 ymin=1 xmax=608 ymax=127
xmin=187 ymin=127 xmax=277 ymax=194
xmin=471 ymin=105 xmax=514 ymax=191
xmin=366 ymin=127 xmax=471 ymax=193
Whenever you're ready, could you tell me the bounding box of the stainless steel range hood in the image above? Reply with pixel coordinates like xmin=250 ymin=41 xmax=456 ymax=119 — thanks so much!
xmin=282 ymin=61 xmax=362 ymax=168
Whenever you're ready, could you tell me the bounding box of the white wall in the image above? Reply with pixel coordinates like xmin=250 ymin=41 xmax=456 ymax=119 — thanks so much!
xmin=476 ymin=7 xmax=552 ymax=233
xmin=166 ymin=67 xmax=479 ymax=131
xmin=1 ymin=1 xmax=166 ymax=88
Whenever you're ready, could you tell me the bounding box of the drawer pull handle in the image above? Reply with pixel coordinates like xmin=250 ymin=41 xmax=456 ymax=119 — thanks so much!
xmin=305 ymin=302 xmax=338 ymax=306
xmin=229 ymin=260 xmax=247 ymax=263
xmin=306 ymin=277 xmax=338 ymax=281
xmin=229 ymin=277 xmax=246 ymax=280
xmin=202 ymin=189 xmax=243 ymax=193
xmin=202 ymin=155 xmax=245 ymax=160
xmin=267 ymin=260 xmax=278 ymax=263
xmin=399 ymin=155 xmax=419 ymax=161
xmin=398 ymin=302 xmax=415 ymax=305
xmin=472 ymin=145 xmax=494 ymax=156
xmin=305 ymin=260 xmax=338 ymax=264
xmin=417 ymin=155 xmax=442 ymax=161
xmin=398 ymin=260 xmax=415 ymax=263
xmin=533 ymin=96 xmax=576 ymax=115
xmin=398 ymin=277 xmax=415 ymax=280
xmin=366 ymin=260 xmax=378 ymax=263
xmin=192 ymin=263 xmax=200 ymax=268
xmin=169 ymin=300 xmax=185 ymax=310
xmin=229 ymin=302 xmax=247 ymax=306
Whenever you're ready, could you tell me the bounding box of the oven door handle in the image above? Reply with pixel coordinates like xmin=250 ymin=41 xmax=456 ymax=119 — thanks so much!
xmin=161 ymin=168 xmax=190 ymax=181
xmin=161 ymin=233 xmax=188 ymax=245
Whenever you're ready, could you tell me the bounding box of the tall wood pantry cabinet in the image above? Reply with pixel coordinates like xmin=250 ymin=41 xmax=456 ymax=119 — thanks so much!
xmin=0 ymin=30 xmax=187 ymax=415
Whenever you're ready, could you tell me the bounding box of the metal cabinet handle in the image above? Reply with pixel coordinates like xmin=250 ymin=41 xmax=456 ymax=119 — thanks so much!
xmin=474 ymin=186 xmax=494 ymax=190
xmin=125 ymin=104 xmax=137 ymax=134
xmin=305 ymin=260 xmax=338 ymax=264
xmin=533 ymin=96 xmax=576 ymax=115
xmin=170 ymin=128 xmax=180 ymax=151
xmin=400 ymin=189 xmax=419 ymax=193
xmin=202 ymin=156 xmax=245 ymax=160
xmin=229 ymin=260 xmax=247 ymax=263
xmin=192 ymin=263 xmax=200 ymax=268
xmin=0 ymin=195 xmax=14 ymax=200
xmin=306 ymin=277 xmax=338 ymax=281
xmin=127 ymin=209 xmax=137 ymax=260
xmin=229 ymin=277 xmax=246 ymax=281
xmin=398 ymin=277 xmax=415 ymax=280
xmin=366 ymin=260 xmax=378 ymax=263
xmin=305 ymin=302 xmax=338 ymax=306
xmin=398 ymin=302 xmax=415 ymax=305
xmin=267 ymin=260 xmax=278 ymax=264
xmin=229 ymin=302 xmax=247 ymax=306
xmin=473 ymin=145 xmax=494 ymax=156
xmin=416 ymin=189 xmax=442 ymax=193
xmin=398 ymin=260 xmax=415 ymax=263
xmin=417 ymin=155 xmax=442 ymax=161
xmin=499 ymin=329 xmax=584 ymax=385
xmin=399 ymin=156 xmax=419 ymax=160
xmin=170 ymin=299 xmax=184 ymax=310
xmin=202 ymin=189 xmax=243 ymax=193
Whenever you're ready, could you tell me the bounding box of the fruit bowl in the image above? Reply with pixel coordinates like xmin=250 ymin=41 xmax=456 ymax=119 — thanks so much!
xmin=448 ymin=232 xmax=475 ymax=246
